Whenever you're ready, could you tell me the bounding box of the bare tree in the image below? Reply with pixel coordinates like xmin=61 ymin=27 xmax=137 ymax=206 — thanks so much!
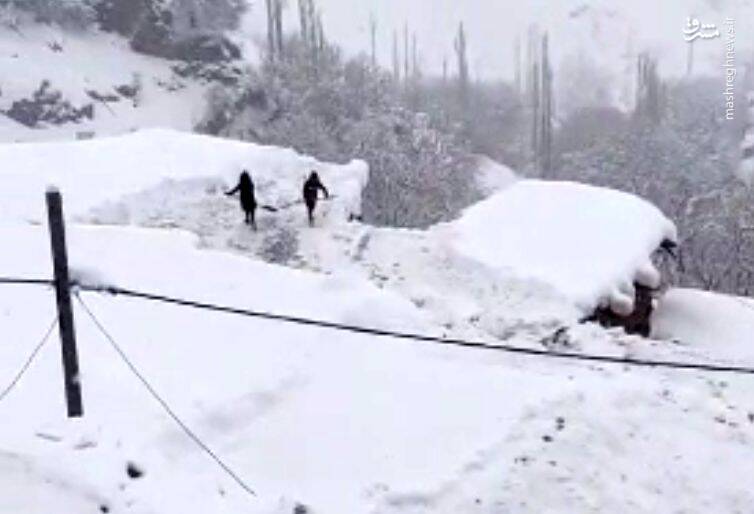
xmin=392 ymin=29 xmax=400 ymax=82
xmin=454 ymin=21 xmax=469 ymax=108
xmin=539 ymin=32 xmax=553 ymax=174
xmin=411 ymin=32 xmax=419 ymax=81
xmin=514 ymin=34 xmax=522 ymax=95
xmin=635 ymin=52 xmax=663 ymax=124
xmin=298 ymin=0 xmax=309 ymax=43
xmin=265 ymin=0 xmax=275 ymax=61
xmin=403 ymin=22 xmax=409 ymax=86
xmin=274 ymin=0 xmax=284 ymax=57
xmin=369 ymin=13 xmax=377 ymax=68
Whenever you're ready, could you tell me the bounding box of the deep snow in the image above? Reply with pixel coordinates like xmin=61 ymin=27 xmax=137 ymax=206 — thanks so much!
xmin=653 ymin=288 xmax=754 ymax=362
xmin=2 ymin=129 xmax=754 ymax=514
xmin=441 ymin=180 xmax=677 ymax=315
xmin=4 ymin=224 xmax=754 ymax=514
xmin=0 ymin=129 xmax=367 ymax=225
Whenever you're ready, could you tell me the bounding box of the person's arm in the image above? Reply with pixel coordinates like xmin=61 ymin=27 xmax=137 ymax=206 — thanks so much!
xmin=225 ymin=183 xmax=240 ymax=196
xmin=319 ymin=182 xmax=329 ymax=199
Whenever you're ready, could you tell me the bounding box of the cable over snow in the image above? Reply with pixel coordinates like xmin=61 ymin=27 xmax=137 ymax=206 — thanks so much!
xmin=440 ymin=180 xmax=678 ymax=314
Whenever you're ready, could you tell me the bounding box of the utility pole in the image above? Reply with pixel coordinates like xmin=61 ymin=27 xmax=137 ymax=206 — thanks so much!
xmin=46 ymin=189 xmax=84 ymax=418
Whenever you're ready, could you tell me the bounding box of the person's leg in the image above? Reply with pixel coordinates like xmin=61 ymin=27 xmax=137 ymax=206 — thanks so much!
xmin=251 ymin=208 xmax=257 ymax=231
xmin=306 ymin=200 xmax=315 ymax=226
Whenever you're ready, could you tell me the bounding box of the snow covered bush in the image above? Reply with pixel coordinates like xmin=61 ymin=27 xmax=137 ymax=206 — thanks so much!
xmin=2 ymin=0 xmax=96 ymax=30
xmin=4 ymin=80 xmax=94 ymax=127
xmin=169 ymin=0 xmax=247 ymax=34
xmin=94 ymin=0 xmax=148 ymax=35
xmin=94 ymin=0 xmax=246 ymax=59
xmin=129 ymin=0 xmax=174 ymax=57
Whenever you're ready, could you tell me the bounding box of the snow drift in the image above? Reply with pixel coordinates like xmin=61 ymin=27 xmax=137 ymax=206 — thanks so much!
xmin=441 ymin=180 xmax=678 ymax=315
xmin=0 ymin=128 xmax=368 ymax=224
xmin=653 ymin=288 xmax=754 ymax=361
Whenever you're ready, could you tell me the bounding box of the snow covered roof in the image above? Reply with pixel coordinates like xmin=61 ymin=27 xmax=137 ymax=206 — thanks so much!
xmin=440 ymin=180 xmax=678 ymax=315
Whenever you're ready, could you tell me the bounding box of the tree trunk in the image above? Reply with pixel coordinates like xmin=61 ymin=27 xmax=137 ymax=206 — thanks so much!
xmin=370 ymin=13 xmax=377 ymax=68
xmin=265 ymin=0 xmax=275 ymax=61
xmin=274 ymin=0 xmax=283 ymax=57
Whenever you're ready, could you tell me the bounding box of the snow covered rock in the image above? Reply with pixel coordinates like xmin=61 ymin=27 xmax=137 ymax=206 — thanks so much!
xmin=440 ymin=180 xmax=678 ymax=318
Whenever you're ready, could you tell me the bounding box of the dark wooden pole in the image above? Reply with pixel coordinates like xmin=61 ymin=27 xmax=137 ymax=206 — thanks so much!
xmin=46 ymin=189 xmax=84 ymax=418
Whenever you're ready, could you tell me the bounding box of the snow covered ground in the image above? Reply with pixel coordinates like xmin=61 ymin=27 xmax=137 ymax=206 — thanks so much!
xmin=3 ymin=129 xmax=754 ymax=513
xmin=473 ymin=155 xmax=518 ymax=195
xmin=653 ymin=288 xmax=754 ymax=362
xmin=4 ymin=224 xmax=754 ymax=514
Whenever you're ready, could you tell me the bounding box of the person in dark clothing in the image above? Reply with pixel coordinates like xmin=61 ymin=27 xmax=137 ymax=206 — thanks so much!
xmin=226 ymin=171 xmax=257 ymax=230
xmin=302 ymin=171 xmax=329 ymax=226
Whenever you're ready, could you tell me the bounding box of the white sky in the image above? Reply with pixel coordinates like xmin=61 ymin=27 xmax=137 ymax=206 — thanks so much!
xmin=241 ymin=0 xmax=754 ymax=81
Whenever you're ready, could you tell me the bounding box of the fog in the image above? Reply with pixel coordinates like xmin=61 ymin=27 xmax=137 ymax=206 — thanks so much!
xmin=241 ymin=0 xmax=754 ymax=80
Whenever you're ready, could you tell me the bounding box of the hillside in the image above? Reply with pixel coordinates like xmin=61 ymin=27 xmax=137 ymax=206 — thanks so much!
xmin=0 ymin=20 xmax=226 ymax=142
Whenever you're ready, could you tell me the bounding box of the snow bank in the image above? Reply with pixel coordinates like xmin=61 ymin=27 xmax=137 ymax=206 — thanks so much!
xmin=0 ymin=128 xmax=368 ymax=224
xmin=440 ymin=180 xmax=677 ymax=314
xmin=652 ymin=288 xmax=754 ymax=361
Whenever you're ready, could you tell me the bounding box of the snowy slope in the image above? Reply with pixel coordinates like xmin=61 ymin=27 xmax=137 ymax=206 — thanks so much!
xmin=440 ymin=180 xmax=677 ymax=315
xmin=0 ymin=23 xmax=211 ymax=142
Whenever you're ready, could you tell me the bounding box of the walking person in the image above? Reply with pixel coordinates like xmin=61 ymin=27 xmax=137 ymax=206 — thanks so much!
xmin=226 ymin=170 xmax=258 ymax=230
xmin=302 ymin=171 xmax=329 ymax=227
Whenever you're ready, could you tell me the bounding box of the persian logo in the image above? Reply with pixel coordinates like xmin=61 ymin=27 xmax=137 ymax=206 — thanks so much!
xmin=683 ymin=17 xmax=720 ymax=42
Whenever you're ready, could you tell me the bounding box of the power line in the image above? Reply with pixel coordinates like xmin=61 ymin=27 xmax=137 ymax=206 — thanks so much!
xmin=0 ymin=316 xmax=58 ymax=404
xmin=4 ymin=275 xmax=754 ymax=376
xmin=0 ymin=277 xmax=53 ymax=287
xmin=75 ymin=295 xmax=257 ymax=498
xmin=78 ymin=284 xmax=754 ymax=376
